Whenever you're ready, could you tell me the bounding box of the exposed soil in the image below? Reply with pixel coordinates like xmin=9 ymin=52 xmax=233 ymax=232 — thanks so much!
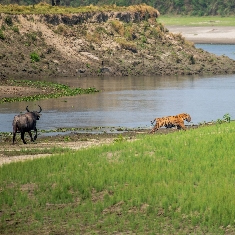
xmin=0 ymin=12 xmax=235 ymax=80
xmin=0 ymin=129 xmax=143 ymax=166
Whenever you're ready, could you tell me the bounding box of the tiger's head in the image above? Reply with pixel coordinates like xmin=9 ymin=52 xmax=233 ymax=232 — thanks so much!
xmin=182 ymin=113 xmax=191 ymax=122
xmin=176 ymin=113 xmax=191 ymax=122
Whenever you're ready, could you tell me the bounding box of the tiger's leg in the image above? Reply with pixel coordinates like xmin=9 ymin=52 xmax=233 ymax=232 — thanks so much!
xmin=149 ymin=124 xmax=159 ymax=133
xmin=177 ymin=121 xmax=186 ymax=130
xmin=149 ymin=119 xmax=165 ymax=134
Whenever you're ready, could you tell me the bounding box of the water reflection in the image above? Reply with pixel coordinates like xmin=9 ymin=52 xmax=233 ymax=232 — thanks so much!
xmin=1 ymin=44 xmax=235 ymax=133
xmin=1 ymin=73 xmax=235 ymax=133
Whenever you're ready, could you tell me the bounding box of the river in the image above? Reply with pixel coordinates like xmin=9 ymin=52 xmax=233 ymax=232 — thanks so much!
xmin=0 ymin=44 xmax=235 ymax=133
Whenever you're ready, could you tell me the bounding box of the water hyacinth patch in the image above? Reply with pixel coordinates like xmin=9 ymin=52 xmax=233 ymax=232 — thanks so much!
xmin=0 ymin=79 xmax=98 ymax=103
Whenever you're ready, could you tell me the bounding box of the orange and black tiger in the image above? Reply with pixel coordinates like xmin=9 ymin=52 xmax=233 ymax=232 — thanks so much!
xmin=150 ymin=113 xmax=191 ymax=133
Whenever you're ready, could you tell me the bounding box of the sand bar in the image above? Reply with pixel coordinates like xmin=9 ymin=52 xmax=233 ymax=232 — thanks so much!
xmin=167 ymin=26 xmax=235 ymax=44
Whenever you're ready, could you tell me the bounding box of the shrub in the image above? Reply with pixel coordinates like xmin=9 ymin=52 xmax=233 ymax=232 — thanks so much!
xmin=0 ymin=29 xmax=5 ymax=40
xmin=189 ymin=54 xmax=195 ymax=64
xmin=54 ymin=24 xmax=68 ymax=35
xmin=30 ymin=52 xmax=40 ymax=62
xmin=1 ymin=24 xmax=6 ymax=30
xmin=95 ymin=26 xmax=108 ymax=35
xmin=5 ymin=16 xmax=13 ymax=26
xmin=12 ymin=26 xmax=19 ymax=33
xmin=116 ymin=38 xmax=137 ymax=53
xmin=223 ymin=113 xmax=231 ymax=123
xmin=27 ymin=32 xmax=37 ymax=42
xmin=124 ymin=25 xmax=136 ymax=40
xmin=111 ymin=20 xmax=124 ymax=36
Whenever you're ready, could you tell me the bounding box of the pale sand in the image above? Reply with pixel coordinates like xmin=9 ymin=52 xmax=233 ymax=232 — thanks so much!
xmin=167 ymin=26 xmax=235 ymax=44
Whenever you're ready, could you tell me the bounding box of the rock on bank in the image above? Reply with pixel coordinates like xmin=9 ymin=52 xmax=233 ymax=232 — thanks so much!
xmin=0 ymin=4 xmax=235 ymax=79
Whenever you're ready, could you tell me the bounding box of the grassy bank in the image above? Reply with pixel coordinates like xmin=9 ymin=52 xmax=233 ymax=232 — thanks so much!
xmin=1 ymin=122 xmax=235 ymax=234
xmin=158 ymin=15 xmax=235 ymax=26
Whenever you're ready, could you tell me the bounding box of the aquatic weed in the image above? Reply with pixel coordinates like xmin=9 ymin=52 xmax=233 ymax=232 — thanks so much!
xmin=0 ymin=79 xmax=99 ymax=103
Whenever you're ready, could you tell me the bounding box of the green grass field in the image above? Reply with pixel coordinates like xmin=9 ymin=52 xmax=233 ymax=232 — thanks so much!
xmin=158 ymin=15 xmax=235 ymax=27
xmin=1 ymin=121 xmax=235 ymax=234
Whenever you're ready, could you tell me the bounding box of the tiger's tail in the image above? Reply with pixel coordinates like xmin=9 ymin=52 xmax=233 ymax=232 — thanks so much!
xmin=151 ymin=118 xmax=156 ymax=126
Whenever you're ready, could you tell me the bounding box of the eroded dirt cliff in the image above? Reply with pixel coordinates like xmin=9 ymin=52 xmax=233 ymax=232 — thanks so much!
xmin=0 ymin=6 xmax=235 ymax=80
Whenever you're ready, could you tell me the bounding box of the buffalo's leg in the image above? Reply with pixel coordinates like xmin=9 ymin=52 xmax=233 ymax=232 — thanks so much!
xmin=13 ymin=131 xmax=16 ymax=144
xmin=21 ymin=132 xmax=27 ymax=144
xmin=28 ymin=131 xmax=34 ymax=142
xmin=33 ymin=128 xmax=37 ymax=141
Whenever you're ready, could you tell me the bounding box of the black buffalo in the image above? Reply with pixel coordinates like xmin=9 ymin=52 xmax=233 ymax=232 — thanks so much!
xmin=12 ymin=105 xmax=42 ymax=144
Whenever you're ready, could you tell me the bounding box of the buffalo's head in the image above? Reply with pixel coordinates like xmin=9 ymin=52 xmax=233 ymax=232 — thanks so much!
xmin=26 ymin=105 xmax=42 ymax=120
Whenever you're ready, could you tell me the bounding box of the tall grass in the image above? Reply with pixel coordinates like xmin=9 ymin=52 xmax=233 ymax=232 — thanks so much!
xmin=1 ymin=122 xmax=235 ymax=233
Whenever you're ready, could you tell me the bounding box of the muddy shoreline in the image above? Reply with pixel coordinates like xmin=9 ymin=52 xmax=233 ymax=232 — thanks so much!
xmin=0 ymin=125 xmax=199 ymax=166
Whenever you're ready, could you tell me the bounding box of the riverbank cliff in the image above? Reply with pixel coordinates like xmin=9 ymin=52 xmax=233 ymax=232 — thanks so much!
xmin=0 ymin=4 xmax=235 ymax=80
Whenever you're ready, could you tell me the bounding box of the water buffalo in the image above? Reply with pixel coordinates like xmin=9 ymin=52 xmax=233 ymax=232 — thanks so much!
xmin=12 ymin=105 xmax=42 ymax=144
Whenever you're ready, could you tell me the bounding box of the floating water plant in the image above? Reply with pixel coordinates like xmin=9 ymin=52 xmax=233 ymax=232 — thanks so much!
xmin=0 ymin=79 xmax=99 ymax=103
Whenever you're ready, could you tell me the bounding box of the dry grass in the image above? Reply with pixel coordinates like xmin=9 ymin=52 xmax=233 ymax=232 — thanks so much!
xmin=0 ymin=3 xmax=160 ymax=16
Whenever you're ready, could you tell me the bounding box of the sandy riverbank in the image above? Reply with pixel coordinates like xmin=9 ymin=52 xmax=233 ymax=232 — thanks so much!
xmin=167 ymin=26 xmax=235 ymax=44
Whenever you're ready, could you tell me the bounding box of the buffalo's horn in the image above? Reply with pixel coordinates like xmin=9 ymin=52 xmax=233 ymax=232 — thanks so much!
xmin=38 ymin=105 xmax=42 ymax=113
xmin=26 ymin=106 xmax=30 ymax=112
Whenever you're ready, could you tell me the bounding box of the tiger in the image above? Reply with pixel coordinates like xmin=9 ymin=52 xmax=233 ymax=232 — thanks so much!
xmin=150 ymin=113 xmax=191 ymax=134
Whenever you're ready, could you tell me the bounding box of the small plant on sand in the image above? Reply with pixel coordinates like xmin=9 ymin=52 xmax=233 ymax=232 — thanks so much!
xmin=26 ymin=32 xmax=37 ymax=42
xmin=30 ymin=52 xmax=40 ymax=62
xmin=12 ymin=26 xmax=19 ymax=34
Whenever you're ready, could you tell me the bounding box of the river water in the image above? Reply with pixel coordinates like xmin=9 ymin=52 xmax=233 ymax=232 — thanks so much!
xmin=1 ymin=44 xmax=235 ymax=133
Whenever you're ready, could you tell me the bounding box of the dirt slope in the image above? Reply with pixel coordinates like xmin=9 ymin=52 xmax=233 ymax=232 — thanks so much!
xmin=0 ymin=11 xmax=235 ymax=80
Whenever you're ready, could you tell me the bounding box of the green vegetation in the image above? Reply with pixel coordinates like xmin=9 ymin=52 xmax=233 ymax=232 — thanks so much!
xmin=0 ymin=29 xmax=5 ymax=40
xmin=30 ymin=51 xmax=40 ymax=62
xmin=158 ymin=15 xmax=235 ymax=27
xmin=4 ymin=15 xmax=13 ymax=26
xmin=1 ymin=0 xmax=235 ymax=16
xmin=1 ymin=122 xmax=235 ymax=234
xmin=116 ymin=38 xmax=138 ymax=53
xmin=0 ymin=2 xmax=159 ymax=16
xmin=0 ymin=79 xmax=98 ymax=103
